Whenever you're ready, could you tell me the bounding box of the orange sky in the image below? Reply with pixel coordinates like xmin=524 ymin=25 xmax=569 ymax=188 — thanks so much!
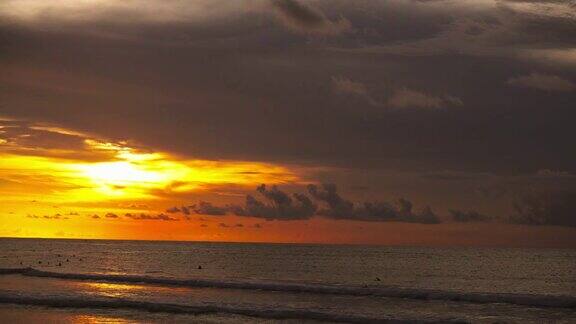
xmin=1 ymin=1 xmax=576 ymax=248
xmin=0 ymin=119 xmax=573 ymax=248
xmin=0 ymin=119 xmax=301 ymax=239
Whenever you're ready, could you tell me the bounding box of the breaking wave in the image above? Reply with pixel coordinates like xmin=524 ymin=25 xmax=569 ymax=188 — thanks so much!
xmin=1 ymin=267 xmax=575 ymax=309
xmin=0 ymin=293 xmax=469 ymax=323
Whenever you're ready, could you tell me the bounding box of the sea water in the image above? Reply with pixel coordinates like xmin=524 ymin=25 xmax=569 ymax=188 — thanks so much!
xmin=0 ymin=238 xmax=575 ymax=323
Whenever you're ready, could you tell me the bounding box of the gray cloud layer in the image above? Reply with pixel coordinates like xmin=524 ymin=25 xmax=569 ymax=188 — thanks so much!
xmin=272 ymin=0 xmax=351 ymax=35
xmin=2 ymin=0 xmax=576 ymax=218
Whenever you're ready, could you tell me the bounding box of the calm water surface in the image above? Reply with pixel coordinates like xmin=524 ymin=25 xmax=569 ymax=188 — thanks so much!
xmin=0 ymin=238 xmax=575 ymax=323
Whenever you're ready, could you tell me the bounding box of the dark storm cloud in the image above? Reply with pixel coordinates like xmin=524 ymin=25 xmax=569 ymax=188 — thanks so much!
xmin=1 ymin=0 xmax=576 ymax=208
xmin=332 ymin=0 xmax=576 ymax=70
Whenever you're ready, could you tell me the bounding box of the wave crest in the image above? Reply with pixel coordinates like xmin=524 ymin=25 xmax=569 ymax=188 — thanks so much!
xmin=0 ymin=293 xmax=463 ymax=323
xmin=1 ymin=267 xmax=575 ymax=309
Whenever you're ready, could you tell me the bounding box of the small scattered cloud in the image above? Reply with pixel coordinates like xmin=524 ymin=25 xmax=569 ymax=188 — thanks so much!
xmin=166 ymin=206 xmax=181 ymax=214
xmin=193 ymin=201 xmax=228 ymax=216
xmin=231 ymin=184 xmax=317 ymax=220
xmin=89 ymin=212 xmax=180 ymax=221
xmin=507 ymin=73 xmax=576 ymax=92
xmin=308 ymin=184 xmax=441 ymax=224
xmin=332 ymin=77 xmax=462 ymax=110
xmin=124 ymin=213 xmax=179 ymax=221
xmin=535 ymin=169 xmax=574 ymax=178
xmin=331 ymin=76 xmax=380 ymax=106
xmin=189 ymin=183 xmax=441 ymax=224
xmin=387 ymin=88 xmax=463 ymax=109
xmin=30 ymin=213 xmax=70 ymax=220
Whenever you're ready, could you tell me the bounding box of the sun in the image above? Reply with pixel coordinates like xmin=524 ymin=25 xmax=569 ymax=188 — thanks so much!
xmin=73 ymin=140 xmax=186 ymax=197
xmin=80 ymin=161 xmax=166 ymax=186
xmin=75 ymin=159 xmax=178 ymax=198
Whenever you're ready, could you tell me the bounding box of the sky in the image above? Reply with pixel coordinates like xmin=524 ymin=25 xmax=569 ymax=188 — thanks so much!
xmin=1 ymin=0 xmax=576 ymax=247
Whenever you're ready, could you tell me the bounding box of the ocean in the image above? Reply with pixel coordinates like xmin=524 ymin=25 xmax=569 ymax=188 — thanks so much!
xmin=0 ymin=238 xmax=575 ymax=323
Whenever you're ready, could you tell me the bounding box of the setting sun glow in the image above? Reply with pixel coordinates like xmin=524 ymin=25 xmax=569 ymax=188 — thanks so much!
xmin=0 ymin=123 xmax=301 ymax=239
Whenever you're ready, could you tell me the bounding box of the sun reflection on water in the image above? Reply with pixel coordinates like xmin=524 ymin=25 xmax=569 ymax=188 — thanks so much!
xmin=78 ymin=282 xmax=147 ymax=298
xmin=72 ymin=314 xmax=139 ymax=324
